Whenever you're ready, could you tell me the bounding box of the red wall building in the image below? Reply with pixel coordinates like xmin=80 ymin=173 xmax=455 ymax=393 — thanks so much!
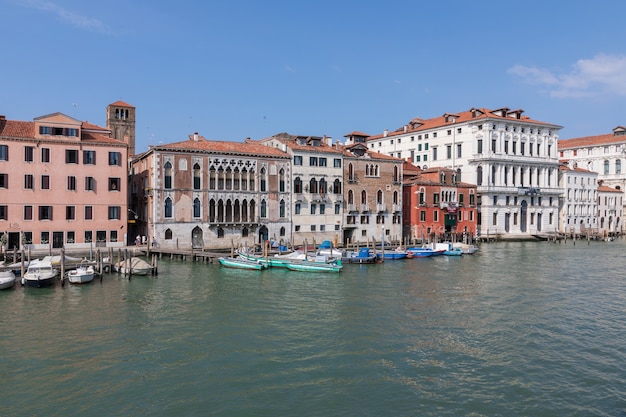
xmin=402 ymin=161 xmax=477 ymax=242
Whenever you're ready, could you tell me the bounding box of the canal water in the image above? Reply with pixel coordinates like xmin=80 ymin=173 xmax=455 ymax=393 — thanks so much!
xmin=2 ymin=240 xmax=625 ymax=416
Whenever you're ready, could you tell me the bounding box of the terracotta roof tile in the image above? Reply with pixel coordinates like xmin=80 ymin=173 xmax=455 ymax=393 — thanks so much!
xmin=0 ymin=119 xmax=34 ymax=138
xmin=110 ymin=100 xmax=134 ymax=108
xmin=558 ymin=133 xmax=626 ymax=149
xmin=366 ymin=107 xmax=561 ymax=140
xmin=154 ymin=135 xmax=290 ymax=158
xmin=598 ymin=185 xmax=622 ymax=193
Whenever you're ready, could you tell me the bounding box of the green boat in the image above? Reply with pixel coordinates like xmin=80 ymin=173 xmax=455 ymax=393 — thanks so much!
xmin=285 ymin=259 xmax=343 ymax=273
xmin=218 ymin=257 xmax=268 ymax=270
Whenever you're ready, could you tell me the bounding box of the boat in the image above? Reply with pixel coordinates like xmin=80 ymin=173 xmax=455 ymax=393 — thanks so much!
xmin=341 ymin=248 xmax=377 ymax=264
xmin=0 ymin=270 xmax=16 ymax=289
xmin=375 ymin=249 xmax=409 ymax=260
xmin=113 ymin=257 xmax=153 ymax=275
xmin=219 ymin=256 xmax=268 ymax=270
xmin=406 ymin=246 xmax=445 ymax=258
xmin=21 ymin=259 xmax=59 ymax=288
xmin=452 ymin=243 xmax=479 ymax=254
xmin=432 ymin=242 xmax=463 ymax=256
xmin=286 ymin=259 xmax=343 ymax=273
xmin=66 ymin=263 xmax=96 ymax=284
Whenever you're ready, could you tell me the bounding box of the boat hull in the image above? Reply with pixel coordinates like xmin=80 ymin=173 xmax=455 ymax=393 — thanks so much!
xmin=285 ymin=262 xmax=342 ymax=273
xmin=0 ymin=272 xmax=16 ymax=289
xmin=219 ymin=257 xmax=267 ymax=270
xmin=22 ymin=275 xmax=57 ymax=288
xmin=67 ymin=266 xmax=95 ymax=284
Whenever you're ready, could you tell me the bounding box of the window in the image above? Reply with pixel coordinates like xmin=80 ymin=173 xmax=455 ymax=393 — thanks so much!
xmin=109 ymin=177 xmax=121 ymax=191
xmin=85 ymin=206 xmax=93 ymax=220
xmin=66 ymin=206 xmax=76 ymax=220
xmin=477 ymin=140 xmax=483 ymax=154
xmin=309 ymin=157 xmax=318 ymax=166
xmin=41 ymin=231 xmax=49 ymax=244
xmin=67 ymin=176 xmax=76 ymax=191
xmin=260 ymin=200 xmax=267 ymax=218
xmin=320 ymin=204 xmax=326 ymax=214
xmin=108 ymin=206 xmax=121 ymax=220
xmin=279 ymin=169 xmax=285 ymax=192
xmin=24 ymin=205 xmax=33 ymax=220
xmin=109 ymin=152 xmax=121 ymax=166
xmin=164 ymin=198 xmax=173 ymax=218
xmin=604 ymin=160 xmax=610 ymax=175
xmin=83 ymin=150 xmax=96 ymax=165
xmin=193 ymin=198 xmax=201 ymax=218
xmin=295 ymin=203 xmax=301 ymax=215
xmin=432 ymin=147 xmax=438 ymax=161
xmin=310 ymin=225 xmax=316 ymax=232
xmin=294 ymin=177 xmax=303 ymax=193
xmin=446 ymin=145 xmax=452 ymax=159
xmin=294 ymin=156 xmax=303 ymax=165
xmin=0 ymin=173 xmax=7 ymax=189
xmin=617 ymin=160 xmax=622 ymax=174
xmin=67 ymin=231 xmax=75 ymax=244
xmin=85 ymin=231 xmax=93 ymax=243
xmin=110 ymin=230 xmax=118 ymax=242
xmin=85 ymin=176 xmax=95 ymax=191
xmin=0 ymin=145 xmax=8 ymax=161
xmin=333 ymin=158 xmax=341 ymax=168
xmin=65 ymin=149 xmax=79 ymax=164
xmin=24 ymin=146 xmax=34 ymax=162
xmin=260 ymin=167 xmax=267 ymax=192
xmin=193 ymin=163 xmax=201 ymax=190
xmin=319 ymin=158 xmax=327 ymax=167
xmin=310 ymin=203 xmax=316 ymax=214
xmin=41 ymin=175 xmax=50 ymax=190
xmin=456 ymin=143 xmax=462 ymax=158
xmin=280 ymin=200 xmax=286 ymax=217
xmin=335 ymin=203 xmax=340 ymax=215
xmin=164 ymin=161 xmax=172 ymax=189
xmin=39 ymin=206 xmax=53 ymax=220
xmin=0 ymin=205 xmax=6 ymax=220
xmin=41 ymin=148 xmax=50 ymax=163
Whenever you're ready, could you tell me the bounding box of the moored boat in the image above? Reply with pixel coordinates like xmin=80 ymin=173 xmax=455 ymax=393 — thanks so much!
xmin=376 ymin=249 xmax=409 ymax=260
xmin=66 ymin=263 xmax=96 ymax=284
xmin=286 ymin=259 xmax=343 ymax=273
xmin=406 ymin=247 xmax=445 ymax=258
xmin=452 ymin=242 xmax=479 ymax=254
xmin=219 ymin=256 xmax=268 ymax=270
xmin=342 ymin=248 xmax=377 ymax=264
xmin=113 ymin=257 xmax=153 ymax=275
xmin=0 ymin=270 xmax=16 ymax=289
xmin=22 ymin=259 xmax=59 ymax=288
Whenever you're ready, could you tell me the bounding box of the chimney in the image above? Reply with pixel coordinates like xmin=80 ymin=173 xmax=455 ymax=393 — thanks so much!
xmin=383 ymin=129 xmax=388 ymax=137
xmin=0 ymin=115 xmax=5 ymax=120
xmin=193 ymin=132 xmax=198 ymax=142
xmin=403 ymin=125 xmax=407 ymax=133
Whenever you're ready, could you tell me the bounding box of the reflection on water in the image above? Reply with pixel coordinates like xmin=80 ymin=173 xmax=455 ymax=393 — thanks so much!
xmin=2 ymin=240 xmax=626 ymax=416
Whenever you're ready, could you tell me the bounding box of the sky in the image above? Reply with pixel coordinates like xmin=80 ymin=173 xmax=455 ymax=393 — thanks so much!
xmin=2 ymin=0 xmax=626 ymax=153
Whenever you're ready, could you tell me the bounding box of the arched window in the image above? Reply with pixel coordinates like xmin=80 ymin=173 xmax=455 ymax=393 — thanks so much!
xmin=491 ymin=165 xmax=496 ymax=185
xmin=333 ymin=179 xmax=341 ymax=194
xmin=280 ymin=226 xmax=285 ymax=236
xmin=226 ymin=199 xmax=233 ymax=222
xmin=260 ymin=167 xmax=267 ymax=192
xmin=456 ymin=168 xmax=462 ymax=183
xmin=209 ymin=199 xmax=216 ymax=222
xmin=260 ymin=200 xmax=267 ymax=218
xmin=616 ymin=159 xmax=622 ymax=174
xmin=348 ymin=163 xmax=354 ymax=181
xmin=217 ymin=227 xmax=224 ymax=238
xmin=393 ymin=191 xmax=399 ymax=204
xmin=279 ymin=199 xmax=285 ymax=218
xmin=604 ymin=160 xmax=610 ymax=175
xmin=164 ymin=161 xmax=172 ymax=189
xmin=319 ymin=178 xmax=327 ymax=194
xmin=164 ymin=197 xmax=173 ymax=218
xmin=242 ymin=227 xmax=249 ymax=238
xmin=361 ymin=190 xmax=367 ymax=204
xmin=217 ymin=167 xmax=224 ymax=190
xmin=225 ymin=167 xmax=232 ymax=190
xmin=165 ymin=229 xmax=173 ymax=240
xmin=309 ymin=178 xmax=318 ymax=194
xmin=279 ymin=168 xmax=285 ymax=192
xmin=393 ymin=166 xmax=399 ymax=183
xmin=477 ymin=166 xmax=483 ymax=186
xmin=242 ymin=199 xmax=248 ymax=223
xmin=294 ymin=177 xmax=302 ymax=193
xmin=209 ymin=166 xmax=216 ymax=189
xmin=348 ymin=190 xmax=354 ymax=205
xmin=217 ymin=199 xmax=224 ymax=222
xmin=377 ymin=190 xmax=383 ymax=204
xmin=193 ymin=163 xmax=201 ymax=190
xmin=193 ymin=197 xmax=201 ymax=218
xmin=234 ymin=199 xmax=241 ymax=222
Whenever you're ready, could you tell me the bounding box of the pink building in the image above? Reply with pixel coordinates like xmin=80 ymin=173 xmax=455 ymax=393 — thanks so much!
xmin=0 ymin=101 xmax=133 ymax=251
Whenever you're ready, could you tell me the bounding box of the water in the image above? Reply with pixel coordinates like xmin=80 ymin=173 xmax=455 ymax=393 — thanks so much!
xmin=1 ymin=241 xmax=625 ymax=416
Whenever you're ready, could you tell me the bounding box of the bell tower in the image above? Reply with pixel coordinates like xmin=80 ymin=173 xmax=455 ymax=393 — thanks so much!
xmin=106 ymin=100 xmax=136 ymax=155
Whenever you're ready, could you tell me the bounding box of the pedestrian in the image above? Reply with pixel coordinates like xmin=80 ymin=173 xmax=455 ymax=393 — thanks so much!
xmin=135 ymin=235 xmax=140 ymax=246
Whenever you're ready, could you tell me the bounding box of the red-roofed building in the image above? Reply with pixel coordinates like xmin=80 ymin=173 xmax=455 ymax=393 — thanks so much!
xmin=363 ymin=107 xmax=563 ymax=240
xmin=559 ymin=126 xmax=626 ymax=233
xmin=0 ymin=102 xmax=131 ymax=250
xmin=402 ymin=162 xmax=477 ymax=242
xmin=131 ymin=133 xmax=291 ymax=250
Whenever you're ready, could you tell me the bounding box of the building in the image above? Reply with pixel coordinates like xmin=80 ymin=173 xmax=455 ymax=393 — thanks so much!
xmin=259 ymin=133 xmax=344 ymax=246
xmin=558 ymin=164 xmax=598 ymax=236
xmin=0 ymin=102 xmax=131 ymax=250
xmin=341 ymin=133 xmax=404 ymax=245
xmin=558 ymin=126 xmax=626 ymax=234
xmin=402 ymin=162 xmax=478 ymax=242
xmin=365 ymin=107 xmax=563 ymax=239
xmin=597 ymin=183 xmax=623 ymax=237
xmin=131 ymin=134 xmax=291 ymax=250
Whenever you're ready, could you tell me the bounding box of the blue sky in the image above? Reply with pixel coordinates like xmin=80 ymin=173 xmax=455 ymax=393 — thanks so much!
xmin=2 ymin=0 xmax=626 ymax=152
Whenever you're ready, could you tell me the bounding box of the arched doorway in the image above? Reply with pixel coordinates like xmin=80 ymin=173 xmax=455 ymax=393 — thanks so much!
xmin=520 ymin=200 xmax=528 ymax=233
xmin=258 ymin=226 xmax=268 ymax=245
xmin=191 ymin=226 xmax=203 ymax=249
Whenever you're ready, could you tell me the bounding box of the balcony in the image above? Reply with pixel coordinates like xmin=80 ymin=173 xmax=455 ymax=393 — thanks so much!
xmin=360 ymin=204 xmax=370 ymax=213
xmin=346 ymin=203 xmax=357 ymax=212
xmin=376 ymin=204 xmax=386 ymax=213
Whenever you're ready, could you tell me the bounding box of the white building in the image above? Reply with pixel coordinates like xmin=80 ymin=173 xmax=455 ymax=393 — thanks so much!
xmin=597 ymin=183 xmax=623 ymax=237
xmin=558 ymin=164 xmax=598 ymax=235
xmin=365 ymin=107 xmax=563 ymax=239
xmin=558 ymin=126 xmax=626 ymax=234
xmin=260 ymin=133 xmax=344 ymax=246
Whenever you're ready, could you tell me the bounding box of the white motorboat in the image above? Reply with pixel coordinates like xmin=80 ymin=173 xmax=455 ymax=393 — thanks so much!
xmin=66 ymin=264 xmax=95 ymax=284
xmin=0 ymin=270 xmax=16 ymax=289
xmin=22 ymin=259 xmax=59 ymax=288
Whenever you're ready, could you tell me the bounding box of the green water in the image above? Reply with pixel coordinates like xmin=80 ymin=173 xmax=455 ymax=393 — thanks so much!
xmin=2 ymin=240 xmax=625 ymax=416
